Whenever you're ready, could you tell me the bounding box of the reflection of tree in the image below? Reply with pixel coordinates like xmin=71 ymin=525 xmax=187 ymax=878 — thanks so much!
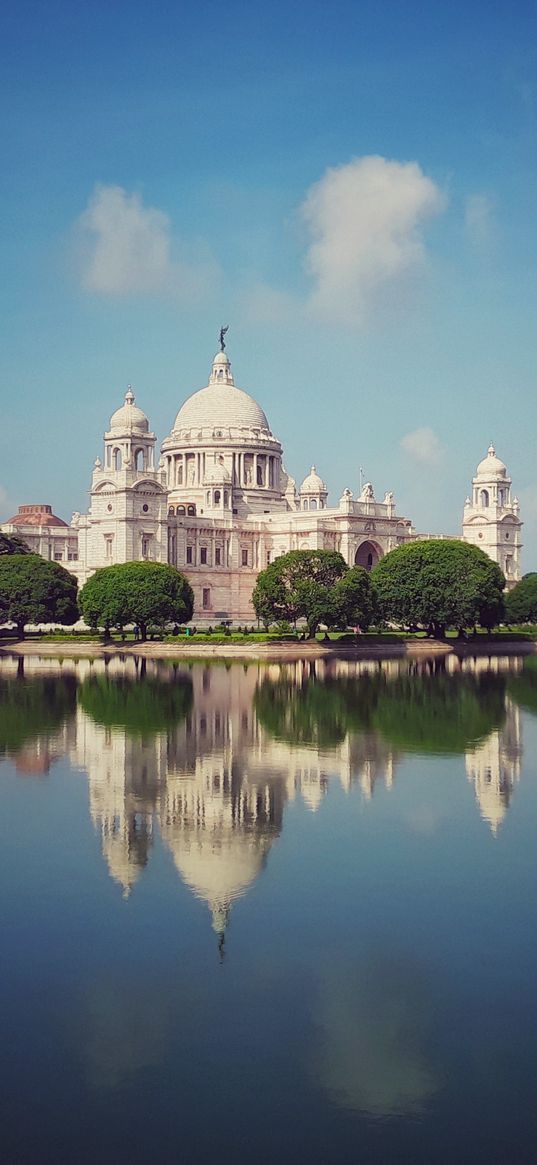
xmin=254 ymin=676 xmax=381 ymax=748
xmin=507 ymin=657 xmax=537 ymax=716
xmin=0 ymin=675 xmax=76 ymax=759
xmin=255 ymin=671 xmax=506 ymax=756
xmin=374 ymin=673 xmax=506 ymax=754
xmin=78 ymin=675 xmax=193 ymax=735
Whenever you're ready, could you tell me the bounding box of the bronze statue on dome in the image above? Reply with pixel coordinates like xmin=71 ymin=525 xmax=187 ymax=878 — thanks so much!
xmin=219 ymin=324 xmax=229 ymax=352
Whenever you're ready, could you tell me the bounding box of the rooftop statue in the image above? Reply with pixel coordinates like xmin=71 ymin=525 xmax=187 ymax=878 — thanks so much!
xmin=219 ymin=324 xmax=229 ymax=352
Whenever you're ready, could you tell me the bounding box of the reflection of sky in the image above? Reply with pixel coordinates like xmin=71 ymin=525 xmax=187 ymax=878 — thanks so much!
xmin=2 ymin=659 xmax=537 ymax=1160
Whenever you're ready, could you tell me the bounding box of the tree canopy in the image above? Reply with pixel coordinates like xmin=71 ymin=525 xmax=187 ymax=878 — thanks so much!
xmin=371 ymin=539 xmax=505 ymax=635
xmin=252 ymin=550 xmax=373 ymax=635
xmin=0 ymin=533 xmax=31 ymax=555
xmin=79 ymin=561 xmax=194 ymax=639
xmin=504 ymin=574 xmax=537 ymax=624
xmin=0 ymin=554 xmax=79 ymax=636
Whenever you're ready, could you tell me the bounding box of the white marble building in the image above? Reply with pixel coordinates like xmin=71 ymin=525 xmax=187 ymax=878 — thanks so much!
xmin=1 ymin=343 xmax=523 ymax=621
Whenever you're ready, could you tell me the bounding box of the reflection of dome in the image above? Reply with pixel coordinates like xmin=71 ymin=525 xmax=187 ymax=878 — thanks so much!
xmin=173 ymin=352 xmax=270 ymax=433
xmin=109 ymin=388 xmax=149 ymax=433
xmin=476 ymin=444 xmax=507 ymax=478
xmin=300 ymin=466 xmax=327 ymax=494
xmin=168 ymin=833 xmax=271 ymax=932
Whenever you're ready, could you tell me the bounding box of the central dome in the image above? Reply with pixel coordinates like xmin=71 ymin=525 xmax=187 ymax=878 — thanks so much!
xmin=173 ymin=351 xmax=270 ymax=433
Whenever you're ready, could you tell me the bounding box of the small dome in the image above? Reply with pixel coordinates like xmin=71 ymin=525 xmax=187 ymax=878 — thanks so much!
xmin=205 ymin=460 xmax=232 ymax=484
xmin=109 ymin=387 xmax=149 ymax=433
xmin=300 ymin=466 xmax=327 ymax=494
xmin=476 ymin=444 xmax=507 ymax=478
xmin=173 ymin=352 xmax=270 ymax=433
xmin=8 ymin=504 xmax=68 ymax=528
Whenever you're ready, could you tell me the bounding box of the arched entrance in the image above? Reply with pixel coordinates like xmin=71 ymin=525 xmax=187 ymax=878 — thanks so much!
xmin=354 ymin=541 xmax=382 ymax=571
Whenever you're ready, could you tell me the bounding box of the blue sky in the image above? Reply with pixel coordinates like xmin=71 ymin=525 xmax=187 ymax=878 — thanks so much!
xmin=2 ymin=0 xmax=537 ymax=561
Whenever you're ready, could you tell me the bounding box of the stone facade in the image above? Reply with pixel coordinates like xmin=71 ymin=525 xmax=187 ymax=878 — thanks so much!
xmin=1 ymin=345 xmax=523 ymax=619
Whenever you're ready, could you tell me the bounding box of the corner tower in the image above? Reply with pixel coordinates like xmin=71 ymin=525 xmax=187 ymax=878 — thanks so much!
xmin=81 ymin=387 xmax=168 ymax=576
xmin=463 ymin=444 xmax=522 ymax=584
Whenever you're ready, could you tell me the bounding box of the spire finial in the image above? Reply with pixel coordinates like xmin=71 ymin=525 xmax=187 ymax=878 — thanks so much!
xmin=219 ymin=324 xmax=229 ymax=352
xmin=125 ymin=385 xmax=135 ymax=404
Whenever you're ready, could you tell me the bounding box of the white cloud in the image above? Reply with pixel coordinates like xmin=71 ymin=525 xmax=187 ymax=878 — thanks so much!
xmin=401 ymin=427 xmax=444 ymax=466
xmin=465 ymin=193 xmax=495 ymax=247
xmin=76 ymin=185 xmax=217 ymax=299
xmin=300 ymin=155 xmax=446 ymax=325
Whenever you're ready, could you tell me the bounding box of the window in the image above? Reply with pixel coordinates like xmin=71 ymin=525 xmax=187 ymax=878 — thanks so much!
xmin=215 ymin=547 xmax=222 ymax=566
xmin=141 ymin=536 xmax=152 ymax=559
xmin=177 ymin=505 xmax=186 ymax=515
xmin=107 ymin=503 xmax=113 ymax=512
xmin=214 ymin=490 xmax=221 ymax=504
xmin=480 ymin=489 xmax=489 ymax=507
xmin=200 ymin=547 xmax=208 ymax=565
xmin=186 ymin=546 xmax=193 ymax=564
xmin=105 ymin=535 xmax=113 ymax=559
xmin=54 ymin=551 xmax=63 ymax=560
xmin=142 ymin=503 xmax=149 ymax=513
xmin=241 ymin=548 xmax=249 ymax=567
xmin=68 ymin=552 xmax=78 ymax=561
xmin=113 ymin=448 xmax=122 ymax=471
xmin=202 ymin=588 xmax=210 ymax=610
xmin=187 ymin=504 xmax=196 ymax=517
xmin=257 ymin=463 xmax=264 ymax=486
xmin=134 ymin=449 xmax=145 ymax=471
xmin=266 ymin=551 xmax=272 ymax=565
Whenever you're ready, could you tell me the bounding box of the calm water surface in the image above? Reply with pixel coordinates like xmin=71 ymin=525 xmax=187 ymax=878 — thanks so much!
xmin=1 ymin=652 xmax=537 ymax=1164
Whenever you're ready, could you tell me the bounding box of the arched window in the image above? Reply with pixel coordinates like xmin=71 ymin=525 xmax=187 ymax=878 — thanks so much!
xmin=303 ymin=499 xmax=309 ymax=510
xmin=480 ymin=489 xmax=490 ymax=507
xmin=224 ymin=491 xmax=229 ymax=506
xmin=134 ymin=448 xmax=145 ymax=471
xmin=214 ymin=490 xmax=221 ymax=505
xmin=310 ymin=498 xmax=318 ymax=510
xmin=354 ymin=541 xmax=381 ymax=571
xmin=113 ymin=448 xmax=122 ymax=471
xmin=177 ymin=464 xmax=184 ymax=485
xmin=168 ymin=506 xmax=175 ymax=516
xmin=187 ymin=504 xmax=196 ymax=517
xmin=257 ymin=463 xmax=264 ymax=486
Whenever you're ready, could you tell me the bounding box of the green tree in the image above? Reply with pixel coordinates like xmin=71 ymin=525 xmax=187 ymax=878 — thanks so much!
xmin=79 ymin=561 xmax=194 ymax=640
xmin=504 ymin=574 xmax=537 ymax=624
xmin=333 ymin=566 xmax=375 ymax=629
xmin=0 ymin=555 xmax=78 ymax=637
xmin=0 ymin=533 xmax=31 ymax=555
xmin=371 ymin=539 xmax=505 ymax=636
xmin=252 ymin=550 xmax=349 ymax=636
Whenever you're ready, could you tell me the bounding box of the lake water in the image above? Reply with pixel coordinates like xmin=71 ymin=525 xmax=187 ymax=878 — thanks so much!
xmin=2 ymin=651 xmax=537 ymax=1164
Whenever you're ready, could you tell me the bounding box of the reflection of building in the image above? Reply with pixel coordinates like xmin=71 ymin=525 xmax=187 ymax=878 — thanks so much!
xmin=1 ymin=344 xmax=522 ymax=618
xmin=70 ymin=711 xmax=166 ymax=896
xmin=0 ymin=655 xmax=528 ymax=930
xmin=465 ymin=696 xmax=522 ymax=834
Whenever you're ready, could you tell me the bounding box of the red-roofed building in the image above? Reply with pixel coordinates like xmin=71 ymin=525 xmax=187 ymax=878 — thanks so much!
xmin=2 ymin=504 xmax=79 ymax=566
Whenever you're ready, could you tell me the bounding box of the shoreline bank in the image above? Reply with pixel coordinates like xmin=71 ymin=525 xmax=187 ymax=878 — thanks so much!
xmin=1 ymin=638 xmax=536 ymax=662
